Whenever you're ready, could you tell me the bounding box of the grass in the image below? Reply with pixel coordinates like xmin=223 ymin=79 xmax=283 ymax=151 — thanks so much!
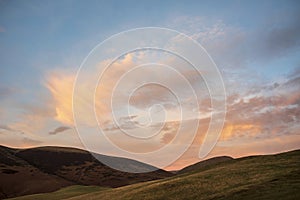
xmin=8 ymin=150 xmax=300 ymax=200
xmin=6 ymin=185 xmax=107 ymax=200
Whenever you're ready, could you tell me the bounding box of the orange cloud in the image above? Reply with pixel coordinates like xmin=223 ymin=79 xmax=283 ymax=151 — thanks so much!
xmin=45 ymin=71 xmax=75 ymax=125
xmin=44 ymin=54 xmax=135 ymax=127
xmin=220 ymin=123 xmax=262 ymax=141
xmin=42 ymin=52 xmax=300 ymax=171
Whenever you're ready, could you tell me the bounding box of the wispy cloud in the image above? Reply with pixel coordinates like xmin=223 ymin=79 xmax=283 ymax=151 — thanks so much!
xmin=0 ymin=124 xmax=25 ymax=135
xmin=45 ymin=70 xmax=75 ymax=125
xmin=0 ymin=124 xmax=15 ymax=132
xmin=21 ymin=137 xmax=42 ymax=146
xmin=49 ymin=126 xmax=71 ymax=135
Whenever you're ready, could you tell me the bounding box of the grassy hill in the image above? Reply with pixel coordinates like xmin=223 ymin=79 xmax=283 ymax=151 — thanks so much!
xmin=6 ymin=186 xmax=106 ymax=200
xmin=0 ymin=145 xmax=172 ymax=199
xmin=8 ymin=149 xmax=300 ymax=200
xmin=177 ymin=156 xmax=234 ymax=174
xmin=0 ymin=146 xmax=73 ymax=199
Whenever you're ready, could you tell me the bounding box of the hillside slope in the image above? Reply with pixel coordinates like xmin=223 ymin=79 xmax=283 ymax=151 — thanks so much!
xmin=60 ymin=150 xmax=299 ymax=200
xmin=178 ymin=156 xmax=234 ymax=174
xmin=0 ymin=145 xmax=172 ymax=199
xmin=0 ymin=146 xmax=73 ymax=199
xmin=15 ymin=146 xmax=171 ymax=187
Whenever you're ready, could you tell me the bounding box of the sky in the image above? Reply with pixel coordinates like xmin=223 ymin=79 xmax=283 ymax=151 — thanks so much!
xmin=0 ymin=0 xmax=300 ymax=170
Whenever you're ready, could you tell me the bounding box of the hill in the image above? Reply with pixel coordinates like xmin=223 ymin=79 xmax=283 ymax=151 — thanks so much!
xmin=0 ymin=145 xmax=73 ymax=199
xmin=10 ymin=149 xmax=299 ymax=200
xmin=0 ymin=145 xmax=172 ymax=199
xmin=178 ymin=156 xmax=234 ymax=174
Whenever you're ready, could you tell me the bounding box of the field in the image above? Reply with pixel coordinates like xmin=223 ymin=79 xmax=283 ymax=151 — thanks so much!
xmin=7 ymin=186 xmax=106 ymax=200
xmin=8 ymin=149 xmax=300 ymax=200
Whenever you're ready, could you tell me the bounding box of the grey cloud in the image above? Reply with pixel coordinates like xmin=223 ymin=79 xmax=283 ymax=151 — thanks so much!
xmin=49 ymin=126 xmax=71 ymax=135
xmin=261 ymin=17 xmax=300 ymax=58
xmin=0 ymin=124 xmax=14 ymax=131
xmin=171 ymin=13 xmax=300 ymax=74
xmin=0 ymin=125 xmax=24 ymax=134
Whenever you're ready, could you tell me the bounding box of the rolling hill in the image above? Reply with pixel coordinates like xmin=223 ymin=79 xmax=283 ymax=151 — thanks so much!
xmin=0 ymin=145 xmax=172 ymax=199
xmin=8 ymin=149 xmax=300 ymax=200
xmin=177 ymin=156 xmax=234 ymax=174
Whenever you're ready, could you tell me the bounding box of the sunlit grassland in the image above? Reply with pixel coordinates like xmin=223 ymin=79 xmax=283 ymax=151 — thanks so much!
xmin=7 ymin=185 xmax=107 ymax=200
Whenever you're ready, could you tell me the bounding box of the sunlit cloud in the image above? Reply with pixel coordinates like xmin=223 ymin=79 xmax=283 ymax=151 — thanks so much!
xmin=43 ymin=49 xmax=300 ymax=170
xmin=45 ymin=71 xmax=75 ymax=125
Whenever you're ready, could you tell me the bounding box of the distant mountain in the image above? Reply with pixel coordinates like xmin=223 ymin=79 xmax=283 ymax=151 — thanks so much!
xmin=178 ymin=156 xmax=234 ymax=174
xmin=0 ymin=145 xmax=172 ymax=199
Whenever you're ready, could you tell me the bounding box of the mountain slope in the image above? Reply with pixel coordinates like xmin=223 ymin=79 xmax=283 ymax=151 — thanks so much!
xmin=0 ymin=145 xmax=172 ymax=199
xmin=52 ymin=149 xmax=299 ymax=200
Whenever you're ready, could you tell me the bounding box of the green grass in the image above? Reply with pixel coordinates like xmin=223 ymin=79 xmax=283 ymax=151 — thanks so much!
xmin=9 ymin=150 xmax=300 ymax=200
xmin=7 ymin=185 xmax=107 ymax=200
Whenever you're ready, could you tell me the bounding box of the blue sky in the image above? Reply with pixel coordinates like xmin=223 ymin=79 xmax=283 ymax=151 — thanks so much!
xmin=1 ymin=0 xmax=299 ymax=83
xmin=0 ymin=0 xmax=300 ymax=170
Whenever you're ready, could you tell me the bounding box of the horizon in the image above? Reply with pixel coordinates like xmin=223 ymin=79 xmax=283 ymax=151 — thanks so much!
xmin=1 ymin=0 xmax=300 ymax=171
xmin=1 ymin=143 xmax=299 ymax=171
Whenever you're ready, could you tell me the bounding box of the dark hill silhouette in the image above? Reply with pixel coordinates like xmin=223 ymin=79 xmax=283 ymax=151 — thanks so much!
xmin=0 ymin=145 xmax=172 ymax=199
xmin=0 ymin=146 xmax=72 ymax=199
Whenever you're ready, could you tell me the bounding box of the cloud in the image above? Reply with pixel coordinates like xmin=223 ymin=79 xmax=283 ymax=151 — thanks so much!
xmin=0 ymin=124 xmax=15 ymax=132
xmin=45 ymin=54 xmax=135 ymax=127
xmin=8 ymin=103 xmax=55 ymax=136
xmin=45 ymin=70 xmax=75 ymax=125
xmin=0 ymin=124 xmax=26 ymax=135
xmin=128 ymin=84 xmax=183 ymax=112
xmin=102 ymin=115 xmax=141 ymax=131
xmin=256 ymin=13 xmax=300 ymax=59
xmin=40 ymin=22 xmax=300 ymax=170
xmin=167 ymin=16 xmax=247 ymax=67
xmin=176 ymin=13 xmax=300 ymax=64
xmin=159 ymin=120 xmax=180 ymax=144
xmin=219 ymin=73 xmax=300 ymax=142
xmin=46 ymin=52 xmax=205 ymax=128
xmin=48 ymin=126 xmax=71 ymax=135
xmin=152 ymin=69 xmax=300 ymax=170
xmin=0 ymin=84 xmax=57 ymax=137
xmin=21 ymin=137 xmax=42 ymax=146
